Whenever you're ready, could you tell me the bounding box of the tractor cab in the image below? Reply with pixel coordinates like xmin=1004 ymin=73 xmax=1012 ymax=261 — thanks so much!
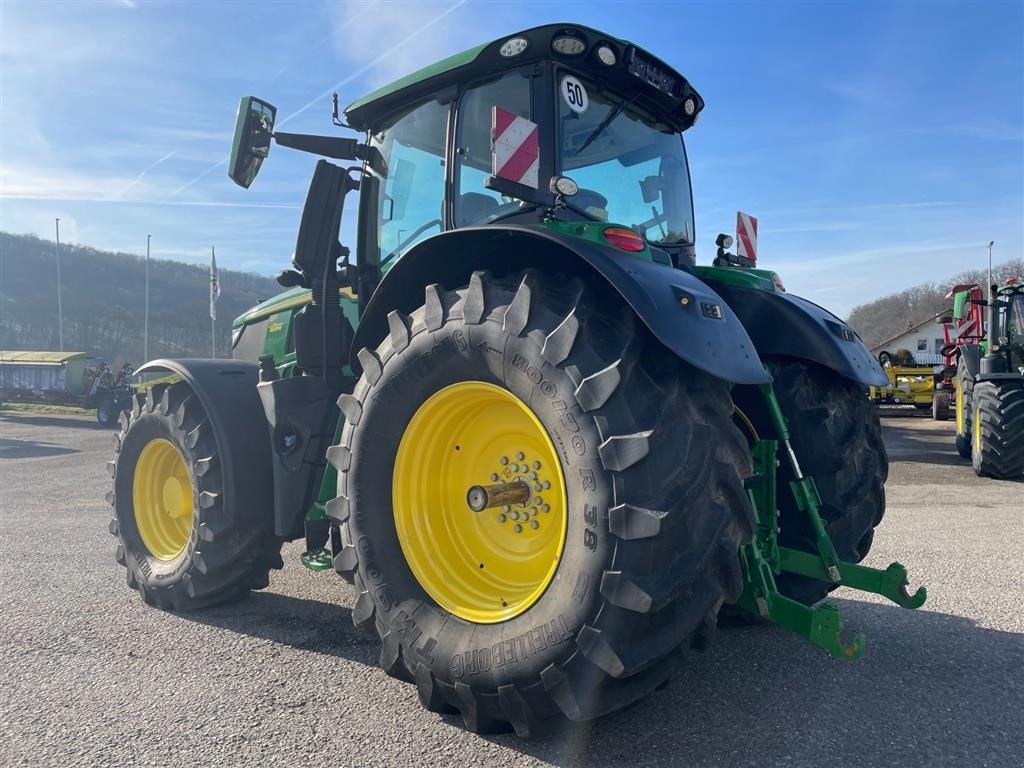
xmin=985 ymin=279 xmax=1024 ymax=375
xmin=230 ymin=25 xmax=705 ymax=305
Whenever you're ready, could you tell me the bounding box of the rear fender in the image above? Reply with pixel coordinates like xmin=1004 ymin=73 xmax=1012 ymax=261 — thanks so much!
xmin=709 ymin=284 xmax=889 ymax=387
xmin=351 ymin=226 xmax=770 ymax=385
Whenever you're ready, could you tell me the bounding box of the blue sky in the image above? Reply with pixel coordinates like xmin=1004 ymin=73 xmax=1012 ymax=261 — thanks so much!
xmin=1 ymin=0 xmax=1021 ymax=316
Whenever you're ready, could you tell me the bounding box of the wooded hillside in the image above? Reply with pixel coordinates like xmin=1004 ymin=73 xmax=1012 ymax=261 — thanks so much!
xmin=0 ymin=232 xmax=280 ymax=364
xmin=846 ymin=258 xmax=1023 ymax=349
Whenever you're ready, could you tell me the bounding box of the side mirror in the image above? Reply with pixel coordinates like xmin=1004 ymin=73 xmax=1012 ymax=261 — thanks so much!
xmin=229 ymin=96 xmax=277 ymax=188
xmin=640 ymin=175 xmax=660 ymax=204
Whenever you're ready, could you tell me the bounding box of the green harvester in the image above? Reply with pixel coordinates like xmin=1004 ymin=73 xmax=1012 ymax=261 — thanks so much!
xmin=108 ymin=24 xmax=926 ymax=736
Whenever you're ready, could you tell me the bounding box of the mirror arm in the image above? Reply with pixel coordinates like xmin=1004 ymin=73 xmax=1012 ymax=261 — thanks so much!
xmin=272 ymin=132 xmax=361 ymax=160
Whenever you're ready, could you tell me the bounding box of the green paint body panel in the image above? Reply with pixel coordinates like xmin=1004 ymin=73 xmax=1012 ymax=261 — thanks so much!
xmin=694 ymin=265 xmax=778 ymax=293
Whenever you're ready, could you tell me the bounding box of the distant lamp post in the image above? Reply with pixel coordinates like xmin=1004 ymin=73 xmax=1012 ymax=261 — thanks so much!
xmin=144 ymin=235 xmax=151 ymax=361
xmin=987 ymin=240 xmax=995 ymax=304
xmin=55 ymin=218 xmax=63 ymax=352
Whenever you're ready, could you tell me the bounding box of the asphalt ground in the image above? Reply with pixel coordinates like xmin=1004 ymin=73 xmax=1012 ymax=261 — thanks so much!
xmin=1 ymin=407 xmax=1021 ymax=768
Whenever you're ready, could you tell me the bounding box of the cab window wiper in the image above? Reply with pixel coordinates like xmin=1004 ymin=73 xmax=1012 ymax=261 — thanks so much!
xmin=575 ymin=93 xmax=639 ymax=156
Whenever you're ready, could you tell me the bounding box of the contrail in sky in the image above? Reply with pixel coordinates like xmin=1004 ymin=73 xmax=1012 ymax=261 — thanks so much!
xmin=117 ymin=150 xmax=176 ymax=198
xmin=167 ymin=0 xmax=468 ymax=200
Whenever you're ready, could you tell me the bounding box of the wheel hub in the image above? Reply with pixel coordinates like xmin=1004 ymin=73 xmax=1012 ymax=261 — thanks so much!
xmin=392 ymin=381 xmax=567 ymax=624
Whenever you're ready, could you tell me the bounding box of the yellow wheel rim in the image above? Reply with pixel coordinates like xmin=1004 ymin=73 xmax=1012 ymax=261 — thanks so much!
xmin=392 ymin=381 xmax=567 ymax=624
xmin=132 ymin=438 xmax=194 ymax=560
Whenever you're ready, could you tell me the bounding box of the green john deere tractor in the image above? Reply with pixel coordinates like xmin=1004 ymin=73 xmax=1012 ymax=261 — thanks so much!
xmin=946 ymin=279 xmax=1024 ymax=478
xmin=107 ymin=24 xmax=925 ymax=736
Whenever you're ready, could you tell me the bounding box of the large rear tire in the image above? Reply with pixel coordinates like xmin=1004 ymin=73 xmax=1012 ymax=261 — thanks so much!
xmin=972 ymin=380 xmax=1024 ymax=479
xmin=955 ymin=366 xmax=974 ymax=458
xmin=108 ymin=381 xmax=284 ymax=610
xmin=329 ymin=271 xmax=754 ymax=736
xmin=732 ymin=359 xmax=887 ymax=607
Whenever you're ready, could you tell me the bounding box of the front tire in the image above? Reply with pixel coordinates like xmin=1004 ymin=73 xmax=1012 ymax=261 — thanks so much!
xmin=972 ymin=380 xmax=1024 ymax=479
xmin=329 ymin=271 xmax=754 ymax=735
xmin=955 ymin=366 xmax=974 ymax=458
xmin=108 ymin=381 xmax=283 ymax=610
xmin=732 ymin=360 xmax=887 ymax=607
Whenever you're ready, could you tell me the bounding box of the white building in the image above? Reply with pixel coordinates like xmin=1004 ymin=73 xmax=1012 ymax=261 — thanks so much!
xmin=870 ymin=312 xmax=948 ymax=366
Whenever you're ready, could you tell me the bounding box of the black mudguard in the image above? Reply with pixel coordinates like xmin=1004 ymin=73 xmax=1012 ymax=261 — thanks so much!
xmin=133 ymin=359 xmax=278 ymax=532
xmin=352 ymin=225 xmax=771 ymax=385
xmin=709 ymin=284 xmax=889 ymax=387
xmin=256 ymin=374 xmax=341 ymax=541
xmin=959 ymin=344 xmax=982 ymax=378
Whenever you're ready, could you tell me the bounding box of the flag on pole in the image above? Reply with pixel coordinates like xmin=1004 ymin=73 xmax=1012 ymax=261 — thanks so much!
xmin=209 ymin=246 xmax=221 ymax=320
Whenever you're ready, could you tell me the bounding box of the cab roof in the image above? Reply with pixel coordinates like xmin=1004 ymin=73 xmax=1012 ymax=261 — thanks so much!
xmin=344 ymin=23 xmax=703 ymax=132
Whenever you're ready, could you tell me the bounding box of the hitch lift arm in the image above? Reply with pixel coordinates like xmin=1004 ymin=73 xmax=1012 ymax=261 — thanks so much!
xmin=735 ymin=379 xmax=927 ymax=660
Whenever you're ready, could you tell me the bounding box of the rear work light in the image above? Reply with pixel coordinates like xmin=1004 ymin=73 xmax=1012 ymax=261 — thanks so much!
xmin=603 ymin=227 xmax=644 ymax=252
xmin=771 ymin=272 xmax=786 ymax=292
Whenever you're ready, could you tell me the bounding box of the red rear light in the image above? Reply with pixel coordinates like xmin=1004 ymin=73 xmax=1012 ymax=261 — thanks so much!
xmin=771 ymin=272 xmax=786 ymax=292
xmin=602 ymin=227 xmax=644 ymax=252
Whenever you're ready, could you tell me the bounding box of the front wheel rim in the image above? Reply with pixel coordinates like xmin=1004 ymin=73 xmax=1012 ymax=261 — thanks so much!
xmin=132 ymin=438 xmax=194 ymax=560
xmin=392 ymin=381 xmax=568 ymax=624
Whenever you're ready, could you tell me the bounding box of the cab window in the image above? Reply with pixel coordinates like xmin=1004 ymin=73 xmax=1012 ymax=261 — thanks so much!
xmin=455 ymin=72 xmax=532 ymax=227
xmin=370 ymin=99 xmax=449 ymax=268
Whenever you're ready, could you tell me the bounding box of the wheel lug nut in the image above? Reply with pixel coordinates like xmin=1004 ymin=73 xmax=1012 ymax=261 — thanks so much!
xmin=498 ymin=514 xmax=506 ymax=523
xmin=542 ymin=504 xmax=550 ymax=513
xmin=511 ymin=511 xmax=520 ymax=521
xmin=531 ymin=507 xmax=538 ymax=516
xmin=533 ymin=460 xmax=541 ymax=469
xmin=500 ymin=456 xmax=509 ymax=465
xmin=530 ymin=472 xmax=538 ymax=480
xmin=514 ymin=524 xmax=522 ymax=533
xmin=534 ymin=482 xmax=542 ymax=492
xmin=502 ymin=505 xmax=511 ymax=513
xmin=543 ymin=480 xmax=551 ymax=489
xmin=530 ymin=520 xmax=539 ymax=529
xmin=490 ymin=472 xmax=499 ymax=481
xmin=516 ymin=451 xmax=525 ymax=460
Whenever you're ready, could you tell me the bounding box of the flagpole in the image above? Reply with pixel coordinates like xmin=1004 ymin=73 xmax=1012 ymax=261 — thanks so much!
xmin=54 ymin=215 xmax=62 ymax=350
xmin=210 ymin=245 xmax=216 ymax=358
xmin=144 ymin=234 xmax=150 ymax=361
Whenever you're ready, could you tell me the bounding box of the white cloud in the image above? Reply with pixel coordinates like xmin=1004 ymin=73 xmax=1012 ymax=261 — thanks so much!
xmin=0 ymin=163 xmax=148 ymax=200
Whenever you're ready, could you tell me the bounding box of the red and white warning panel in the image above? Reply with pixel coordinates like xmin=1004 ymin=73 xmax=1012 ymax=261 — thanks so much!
xmin=492 ymin=106 xmax=539 ymax=189
xmin=736 ymin=211 xmax=758 ymax=262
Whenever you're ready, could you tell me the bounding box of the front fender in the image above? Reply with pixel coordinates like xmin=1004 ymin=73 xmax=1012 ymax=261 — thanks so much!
xmin=352 ymin=225 xmax=771 ymax=385
xmin=133 ymin=359 xmax=278 ymax=529
xmin=708 ymin=284 xmax=889 ymax=387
